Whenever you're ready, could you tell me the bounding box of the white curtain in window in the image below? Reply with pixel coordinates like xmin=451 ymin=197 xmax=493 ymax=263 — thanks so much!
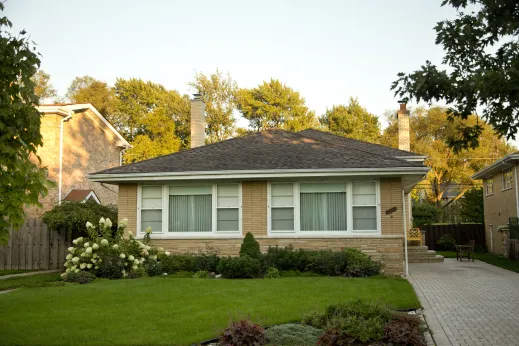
xmin=300 ymin=192 xmax=347 ymax=231
xmin=169 ymin=195 xmax=211 ymax=232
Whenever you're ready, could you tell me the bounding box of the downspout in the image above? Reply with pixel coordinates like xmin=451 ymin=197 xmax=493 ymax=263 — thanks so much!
xmin=58 ymin=111 xmax=74 ymax=205
xmin=515 ymin=164 xmax=519 ymax=218
xmin=402 ymin=190 xmax=409 ymax=277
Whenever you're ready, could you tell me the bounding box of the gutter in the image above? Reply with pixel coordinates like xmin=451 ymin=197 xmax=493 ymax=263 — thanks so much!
xmin=472 ymin=154 xmax=519 ymax=179
xmin=58 ymin=111 xmax=74 ymax=205
xmin=87 ymin=167 xmax=431 ymax=183
xmin=515 ymin=165 xmax=519 ymax=218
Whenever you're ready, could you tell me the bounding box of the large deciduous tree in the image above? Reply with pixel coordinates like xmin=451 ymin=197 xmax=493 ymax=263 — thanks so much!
xmin=320 ymin=97 xmax=381 ymax=143
xmin=32 ymin=69 xmax=57 ymax=102
xmin=381 ymin=107 xmax=514 ymax=209
xmin=235 ymin=79 xmax=319 ymax=131
xmin=391 ymin=0 xmax=519 ymax=151
xmin=0 ymin=4 xmax=51 ymax=244
xmin=111 ymin=78 xmax=189 ymax=162
xmin=189 ymin=70 xmax=237 ymax=143
xmin=66 ymin=76 xmax=114 ymax=116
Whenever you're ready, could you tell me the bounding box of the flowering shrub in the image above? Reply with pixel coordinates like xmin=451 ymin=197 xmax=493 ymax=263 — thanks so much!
xmin=62 ymin=217 xmax=166 ymax=281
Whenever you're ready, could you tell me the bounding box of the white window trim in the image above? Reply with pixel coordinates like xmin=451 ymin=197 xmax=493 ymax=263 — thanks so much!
xmin=502 ymin=169 xmax=513 ymax=191
xmin=267 ymin=180 xmax=381 ymax=237
xmin=485 ymin=178 xmax=494 ymax=196
xmin=136 ymin=183 xmax=243 ymax=239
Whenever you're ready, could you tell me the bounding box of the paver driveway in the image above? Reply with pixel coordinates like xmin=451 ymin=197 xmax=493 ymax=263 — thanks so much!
xmin=409 ymin=258 xmax=519 ymax=346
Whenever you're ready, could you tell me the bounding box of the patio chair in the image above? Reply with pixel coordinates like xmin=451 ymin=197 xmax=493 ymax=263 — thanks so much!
xmin=456 ymin=240 xmax=475 ymax=262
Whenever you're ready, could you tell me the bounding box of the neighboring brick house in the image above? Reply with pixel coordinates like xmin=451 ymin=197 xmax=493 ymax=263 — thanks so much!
xmin=472 ymin=153 xmax=519 ymax=254
xmin=28 ymin=103 xmax=130 ymax=216
xmin=88 ymin=96 xmax=429 ymax=275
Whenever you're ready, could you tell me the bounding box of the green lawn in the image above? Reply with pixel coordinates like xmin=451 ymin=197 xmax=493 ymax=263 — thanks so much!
xmin=0 ymin=276 xmax=419 ymax=345
xmin=437 ymin=251 xmax=519 ymax=273
xmin=0 ymin=273 xmax=63 ymax=291
xmin=0 ymin=269 xmax=42 ymax=276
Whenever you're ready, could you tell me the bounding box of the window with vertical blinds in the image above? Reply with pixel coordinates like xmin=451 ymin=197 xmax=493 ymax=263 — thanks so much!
xmin=300 ymin=183 xmax=347 ymax=231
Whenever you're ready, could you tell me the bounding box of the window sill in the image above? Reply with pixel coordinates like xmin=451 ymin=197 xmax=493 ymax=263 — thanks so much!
xmin=501 ymin=187 xmax=513 ymax=191
xmin=135 ymin=233 xmax=242 ymax=240
xmin=485 ymin=193 xmax=494 ymax=197
xmin=267 ymin=232 xmax=383 ymax=238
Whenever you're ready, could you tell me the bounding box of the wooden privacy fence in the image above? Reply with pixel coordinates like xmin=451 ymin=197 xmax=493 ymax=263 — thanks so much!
xmin=422 ymin=223 xmax=486 ymax=251
xmin=0 ymin=218 xmax=72 ymax=270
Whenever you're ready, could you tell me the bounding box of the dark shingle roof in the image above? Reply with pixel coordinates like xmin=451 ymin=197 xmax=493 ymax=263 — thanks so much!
xmin=92 ymin=129 xmax=424 ymax=175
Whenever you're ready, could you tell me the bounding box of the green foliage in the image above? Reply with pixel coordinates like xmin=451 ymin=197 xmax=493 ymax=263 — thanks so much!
xmin=412 ymin=202 xmax=441 ymax=227
xmin=66 ymin=75 xmax=114 ymax=116
xmin=0 ymin=4 xmax=53 ymax=244
xmin=320 ymin=98 xmax=381 ymax=143
xmin=392 ymin=0 xmax=519 ymax=150
xmin=235 ymin=78 xmax=319 ymax=131
xmin=304 ymin=300 xmax=393 ymax=344
xmin=192 ymin=270 xmax=208 ymax=279
xmin=217 ymin=256 xmax=261 ymax=278
xmin=220 ymin=320 xmax=266 ymax=346
xmin=307 ymin=249 xmax=382 ymax=277
xmin=437 ymin=234 xmax=457 ymax=251
xmin=145 ymin=261 xmax=164 ymax=277
xmin=32 ymin=69 xmax=57 ymax=101
xmin=381 ymin=107 xmax=513 ymax=209
xmin=240 ymin=232 xmax=262 ymax=260
xmin=459 ymin=188 xmax=484 ymax=223
xmin=280 ymin=270 xmax=322 ymax=277
xmin=265 ymin=323 xmax=322 ymax=346
xmin=262 ymin=245 xmax=314 ymax=272
xmin=111 ymin=78 xmax=190 ymax=161
xmin=63 ymin=271 xmax=96 ymax=284
xmin=157 ymin=253 xmax=220 ymax=274
xmin=383 ymin=313 xmax=425 ymax=346
xmin=264 ymin=267 xmax=280 ymax=279
xmin=42 ymin=201 xmax=118 ymax=237
xmin=95 ymin=252 xmax=125 ymax=279
xmin=189 ymin=69 xmax=237 ymax=143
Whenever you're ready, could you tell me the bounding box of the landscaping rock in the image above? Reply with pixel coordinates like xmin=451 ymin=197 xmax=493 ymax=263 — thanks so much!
xmin=208 ymin=272 xmax=216 ymax=278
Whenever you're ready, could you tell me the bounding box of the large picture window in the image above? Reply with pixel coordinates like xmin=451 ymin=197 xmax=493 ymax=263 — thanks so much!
xmin=139 ymin=183 xmax=241 ymax=236
xmin=269 ymin=181 xmax=379 ymax=235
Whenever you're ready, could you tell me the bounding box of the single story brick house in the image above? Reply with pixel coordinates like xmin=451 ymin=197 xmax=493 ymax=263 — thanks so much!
xmin=89 ymin=97 xmax=428 ymax=275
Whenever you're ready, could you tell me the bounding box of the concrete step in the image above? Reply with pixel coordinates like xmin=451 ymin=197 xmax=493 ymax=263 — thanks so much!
xmin=408 ymin=250 xmax=439 ymax=258
xmin=407 ymin=246 xmax=429 ymax=252
xmin=408 ymin=255 xmax=444 ymax=263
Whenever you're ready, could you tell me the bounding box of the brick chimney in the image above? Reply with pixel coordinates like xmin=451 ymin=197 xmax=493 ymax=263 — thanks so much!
xmin=190 ymin=93 xmax=205 ymax=148
xmin=397 ymin=102 xmax=410 ymax=151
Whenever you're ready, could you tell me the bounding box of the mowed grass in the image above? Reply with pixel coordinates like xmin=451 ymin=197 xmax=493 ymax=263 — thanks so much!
xmin=437 ymin=251 xmax=519 ymax=273
xmin=0 ymin=276 xmax=419 ymax=346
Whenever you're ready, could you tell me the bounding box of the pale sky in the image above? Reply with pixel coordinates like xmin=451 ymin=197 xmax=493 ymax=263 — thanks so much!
xmin=7 ymin=0 xmax=459 ymax=131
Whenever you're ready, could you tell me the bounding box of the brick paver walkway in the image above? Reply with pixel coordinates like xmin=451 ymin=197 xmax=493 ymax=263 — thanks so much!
xmin=409 ymin=259 xmax=519 ymax=346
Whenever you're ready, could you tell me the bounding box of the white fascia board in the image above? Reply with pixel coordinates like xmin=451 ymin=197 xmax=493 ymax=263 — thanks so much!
xmin=88 ymin=167 xmax=431 ymax=183
xmin=395 ymin=156 xmax=427 ymax=162
xmin=472 ymin=154 xmax=519 ymax=180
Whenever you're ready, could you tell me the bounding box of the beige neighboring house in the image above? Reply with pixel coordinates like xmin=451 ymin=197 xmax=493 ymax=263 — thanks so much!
xmin=472 ymin=153 xmax=519 ymax=254
xmin=88 ymin=97 xmax=430 ymax=276
xmin=29 ymin=103 xmax=130 ymax=216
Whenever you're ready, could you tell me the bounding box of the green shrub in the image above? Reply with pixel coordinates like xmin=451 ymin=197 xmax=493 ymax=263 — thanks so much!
xmin=217 ymin=256 xmax=261 ymax=278
xmin=265 ymin=323 xmax=322 ymax=346
xmin=127 ymin=267 xmax=145 ymax=279
xmin=264 ymin=267 xmax=280 ymax=279
xmin=280 ymin=270 xmax=321 ymax=277
xmin=220 ymin=320 xmax=266 ymax=346
xmin=342 ymin=248 xmax=382 ymax=277
xmin=240 ymin=232 xmax=262 ymax=260
xmin=193 ymin=270 xmax=208 ymax=279
xmin=262 ymin=245 xmax=314 ymax=272
xmin=306 ymin=250 xmax=348 ymax=276
xmin=146 ymin=261 xmax=164 ymax=277
xmin=168 ymin=270 xmax=194 ymax=278
xmin=437 ymin=234 xmax=456 ymax=251
xmin=43 ymin=201 xmax=118 ymax=238
xmin=63 ymin=271 xmax=96 ymax=284
xmin=303 ymin=300 xmax=393 ymax=343
xmin=194 ymin=253 xmax=220 ymax=272
xmin=384 ymin=313 xmax=425 ymax=346
xmin=412 ymin=202 xmax=441 ymax=228
xmin=96 ymin=252 xmax=125 ymax=280
xmin=160 ymin=254 xmax=196 ymax=273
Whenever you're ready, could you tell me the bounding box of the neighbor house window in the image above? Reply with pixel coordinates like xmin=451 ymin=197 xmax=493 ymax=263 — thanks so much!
xmin=141 ymin=186 xmax=163 ymax=233
xmin=503 ymin=169 xmax=513 ymax=190
xmin=270 ymin=183 xmax=295 ymax=231
xmin=485 ymin=178 xmax=494 ymax=195
xmin=269 ymin=181 xmax=379 ymax=235
xmin=300 ymin=183 xmax=347 ymax=231
xmin=139 ymin=184 xmax=241 ymax=235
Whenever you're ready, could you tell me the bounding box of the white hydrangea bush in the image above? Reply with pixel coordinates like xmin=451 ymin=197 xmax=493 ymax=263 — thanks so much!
xmin=62 ymin=217 xmax=169 ymax=280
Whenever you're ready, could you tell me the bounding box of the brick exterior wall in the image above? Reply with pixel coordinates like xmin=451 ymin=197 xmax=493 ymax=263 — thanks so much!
xmin=118 ymin=178 xmax=406 ymax=275
xmin=483 ymin=165 xmax=518 ymax=254
xmin=26 ymin=109 xmax=123 ymax=217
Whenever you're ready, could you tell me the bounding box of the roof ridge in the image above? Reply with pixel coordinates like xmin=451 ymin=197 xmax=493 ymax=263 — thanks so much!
xmin=294 ymin=129 xmax=422 ymax=165
xmin=299 ymin=129 xmax=423 ymax=157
